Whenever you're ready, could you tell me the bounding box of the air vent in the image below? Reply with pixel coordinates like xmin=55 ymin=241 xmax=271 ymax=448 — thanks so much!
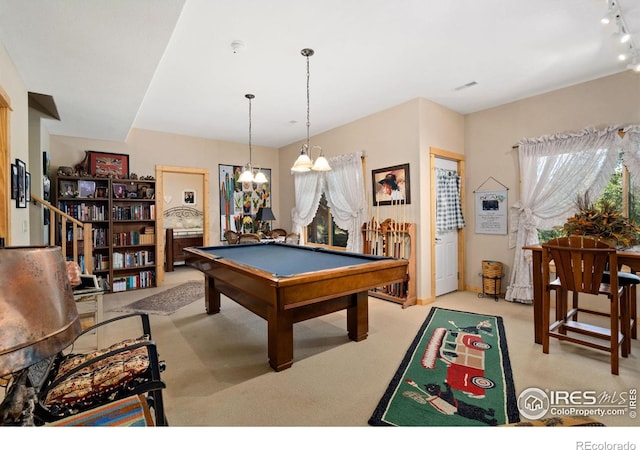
xmin=454 ymin=81 xmax=478 ymax=91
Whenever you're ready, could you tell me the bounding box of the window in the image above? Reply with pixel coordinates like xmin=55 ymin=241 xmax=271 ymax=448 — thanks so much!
xmin=537 ymin=151 xmax=640 ymax=241
xmin=305 ymin=194 xmax=348 ymax=248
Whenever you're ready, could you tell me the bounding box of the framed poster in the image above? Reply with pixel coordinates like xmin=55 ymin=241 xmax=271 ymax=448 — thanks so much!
xmin=16 ymin=159 xmax=26 ymax=208
xmin=10 ymin=163 xmax=18 ymax=199
xmin=372 ymin=163 xmax=411 ymax=206
xmin=218 ymin=164 xmax=271 ymax=240
xmin=88 ymin=151 xmax=129 ymax=179
xmin=475 ymin=189 xmax=508 ymax=235
xmin=183 ymin=189 xmax=196 ymax=205
xmin=25 ymin=172 xmax=31 ymax=202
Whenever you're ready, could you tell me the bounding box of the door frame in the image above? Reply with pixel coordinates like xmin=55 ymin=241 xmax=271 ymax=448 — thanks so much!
xmin=429 ymin=147 xmax=465 ymax=299
xmin=0 ymin=85 xmax=11 ymax=245
xmin=155 ymin=165 xmax=210 ymax=285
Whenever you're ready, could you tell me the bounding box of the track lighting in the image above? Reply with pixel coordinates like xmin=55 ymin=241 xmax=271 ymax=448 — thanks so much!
xmin=602 ymin=0 xmax=639 ymax=72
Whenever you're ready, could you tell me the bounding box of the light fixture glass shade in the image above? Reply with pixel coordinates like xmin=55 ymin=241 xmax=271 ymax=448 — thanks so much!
xmin=291 ymin=152 xmax=313 ymax=172
xmin=238 ymin=166 xmax=254 ymax=183
xmin=312 ymin=155 xmax=332 ymax=171
xmin=0 ymin=246 xmax=81 ymax=376
xmin=253 ymin=170 xmax=268 ymax=184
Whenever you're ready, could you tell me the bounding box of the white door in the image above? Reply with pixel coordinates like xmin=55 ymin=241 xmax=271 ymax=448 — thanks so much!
xmin=435 ymin=158 xmax=459 ymax=296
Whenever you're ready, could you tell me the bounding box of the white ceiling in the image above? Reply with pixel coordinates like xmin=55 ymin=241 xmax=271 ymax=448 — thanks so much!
xmin=0 ymin=0 xmax=639 ymax=148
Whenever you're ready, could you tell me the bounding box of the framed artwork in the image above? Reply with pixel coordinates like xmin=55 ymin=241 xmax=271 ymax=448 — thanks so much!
xmin=10 ymin=163 xmax=18 ymax=199
xmin=78 ymin=180 xmax=97 ymax=198
xmin=112 ymin=183 xmax=127 ymax=198
xmin=183 ymin=189 xmax=196 ymax=205
xmin=16 ymin=159 xmax=26 ymax=208
xmin=88 ymin=151 xmax=130 ymax=179
xmin=43 ymin=151 xmax=51 ymax=177
xmin=372 ymin=163 xmax=411 ymax=206
xmin=59 ymin=180 xmax=77 ymax=197
xmin=218 ymin=164 xmax=271 ymax=240
xmin=25 ymin=172 xmax=31 ymax=203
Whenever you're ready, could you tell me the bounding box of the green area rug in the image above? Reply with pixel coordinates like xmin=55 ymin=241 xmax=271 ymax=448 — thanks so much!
xmin=369 ymin=307 xmax=520 ymax=426
xmin=110 ymin=280 xmax=204 ymax=316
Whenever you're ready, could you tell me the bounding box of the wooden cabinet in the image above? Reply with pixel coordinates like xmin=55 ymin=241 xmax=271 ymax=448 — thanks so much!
xmin=54 ymin=176 xmax=157 ymax=293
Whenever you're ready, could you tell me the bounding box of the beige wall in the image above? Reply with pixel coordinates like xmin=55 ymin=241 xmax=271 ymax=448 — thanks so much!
xmin=0 ymin=41 xmax=30 ymax=246
xmin=278 ymin=98 xmax=465 ymax=300
xmin=49 ymin=128 xmax=280 ymax=244
xmin=464 ymin=71 xmax=640 ymax=292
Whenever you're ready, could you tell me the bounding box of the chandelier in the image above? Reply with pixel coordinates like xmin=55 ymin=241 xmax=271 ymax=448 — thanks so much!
xmin=239 ymin=94 xmax=268 ymax=184
xmin=291 ymin=48 xmax=331 ymax=172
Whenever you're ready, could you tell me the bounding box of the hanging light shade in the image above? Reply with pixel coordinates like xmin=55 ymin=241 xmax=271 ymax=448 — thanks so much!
xmin=291 ymin=48 xmax=331 ymax=173
xmin=238 ymin=94 xmax=269 ymax=184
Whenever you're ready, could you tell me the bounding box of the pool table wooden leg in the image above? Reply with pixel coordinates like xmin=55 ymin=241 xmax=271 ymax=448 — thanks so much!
xmin=204 ymin=276 xmax=221 ymax=315
xmin=347 ymin=291 xmax=368 ymax=342
xmin=267 ymin=306 xmax=293 ymax=372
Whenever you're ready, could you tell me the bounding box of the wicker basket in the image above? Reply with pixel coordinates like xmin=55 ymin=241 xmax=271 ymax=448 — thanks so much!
xmin=481 ymin=260 xmax=503 ymax=295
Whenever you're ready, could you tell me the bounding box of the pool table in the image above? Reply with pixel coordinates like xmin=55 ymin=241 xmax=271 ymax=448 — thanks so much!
xmin=184 ymin=242 xmax=409 ymax=371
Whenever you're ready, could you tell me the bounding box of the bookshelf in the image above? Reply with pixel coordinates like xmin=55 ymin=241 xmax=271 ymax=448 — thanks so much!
xmin=54 ymin=176 xmax=157 ymax=293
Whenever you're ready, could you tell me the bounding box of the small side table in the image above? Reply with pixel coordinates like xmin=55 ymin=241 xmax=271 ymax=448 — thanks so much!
xmin=73 ymin=289 xmax=105 ymax=349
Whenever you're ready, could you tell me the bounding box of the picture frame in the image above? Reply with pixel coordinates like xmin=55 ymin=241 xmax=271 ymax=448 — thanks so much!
xmin=78 ymin=180 xmax=97 ymax=198
xmin=25 ymin=172 xmax=31 ymax=203
xmin=88 ymin=151 xmax=130 ymax=179
xmin=16 ymin=159 xmax=26 ymax=208
xmin=112 ymin=183 xmax=127 ymax=199
xmin=218 ymin=164 xmax=271 ymax=240
xmin=59 ymin=180 xmax=77 ymax=197
xmin=183 ymin=189 xmax=196 ymax=205
xmin=95 ymin=185 xmax=108 ymax=198
xmin=372 ymin=163 xmax=411 ymax=206
xmin=10 ymin=163 xmax=17 ymax=199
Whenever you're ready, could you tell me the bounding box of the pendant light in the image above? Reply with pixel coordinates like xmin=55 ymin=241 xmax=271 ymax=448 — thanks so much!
xmin=239 ymin=94 xmax=269 ymax=184
xmin=291 ymin=48 xmax=331 ymax=172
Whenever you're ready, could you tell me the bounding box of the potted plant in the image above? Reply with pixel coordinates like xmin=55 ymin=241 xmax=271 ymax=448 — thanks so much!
xmin=558 ymin=192 xmax=640 ymax=248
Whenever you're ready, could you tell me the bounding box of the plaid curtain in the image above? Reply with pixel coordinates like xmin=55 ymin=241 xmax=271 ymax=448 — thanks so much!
xmin=436 ymin=168 xmax=466 ymax=231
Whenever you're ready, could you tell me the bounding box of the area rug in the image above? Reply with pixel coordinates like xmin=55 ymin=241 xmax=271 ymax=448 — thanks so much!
xmin=110 ymin=280 xmax=204 ymax=316
xmin=369 ymin=307 xmax=520 ymax=426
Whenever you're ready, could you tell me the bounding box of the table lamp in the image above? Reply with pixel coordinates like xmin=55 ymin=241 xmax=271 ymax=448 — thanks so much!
xmin=255 ymin=207 xmax=276 ymax=233
xmin=0 ymin=246 xmax=81 ymax=377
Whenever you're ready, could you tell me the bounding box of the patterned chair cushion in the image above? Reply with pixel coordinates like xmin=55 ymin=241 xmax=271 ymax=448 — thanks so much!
xmin=43 ymin=336 xmax=151 ymax=409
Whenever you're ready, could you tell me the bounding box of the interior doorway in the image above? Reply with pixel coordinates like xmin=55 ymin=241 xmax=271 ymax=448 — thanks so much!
xmin=429 ymin=147 xmax=465 ymax=299
xmin=0 ymin=85 xmax=11 ymax=245
xmin=155 ymin=165 xmax=210 ymax=285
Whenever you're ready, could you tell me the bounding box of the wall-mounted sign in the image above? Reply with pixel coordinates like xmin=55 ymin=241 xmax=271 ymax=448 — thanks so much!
xmin=475 ymin=189 xmax=508 ymax=235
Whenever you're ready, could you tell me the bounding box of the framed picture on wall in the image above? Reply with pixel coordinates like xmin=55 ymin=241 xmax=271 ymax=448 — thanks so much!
xmin=218 ymin=164 xmax=271 ymax=240
xmin=10 ymin=163 xmax=18 ymax=199
xmin=372 ymin=163 xmax=411 ymax=206
xmin=88 ymin=151 xmax=130 ymax=179
xmin=25 ymin=172 xmax=31 ymax=203
xmin=16 ymin=158 xmax=26 ymax=208
xmin=183 ymin=189 xmax=196 ymax=205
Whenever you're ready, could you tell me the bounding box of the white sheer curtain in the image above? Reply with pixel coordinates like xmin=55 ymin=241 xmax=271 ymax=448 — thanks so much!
xmin=505 ymin=126 xmax=620 ymax=304
xmin=291 ymin=152 xmax=366 ymax=253
xmin=324 ymin=152 xmax=366 ymax=252
xmin=619 ymin=125 xmax=640 ymax=183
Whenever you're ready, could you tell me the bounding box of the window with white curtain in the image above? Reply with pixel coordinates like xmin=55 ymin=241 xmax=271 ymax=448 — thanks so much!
xmin=305 ymin=194 xmax=348 ymax=248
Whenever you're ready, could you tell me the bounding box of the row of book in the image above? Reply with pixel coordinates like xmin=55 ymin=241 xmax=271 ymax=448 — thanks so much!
xmin=59 ymin=202 xmax=107 ymax=221
xmin=112 ymin=250 xmax=155 ymax=269
xmin=112 ymin=205 xmax=156 ymax=220
xmin=112 ymin=271 xmax=155 ymax=292
xmin=112 ymin=230 xmax=155 ymax=246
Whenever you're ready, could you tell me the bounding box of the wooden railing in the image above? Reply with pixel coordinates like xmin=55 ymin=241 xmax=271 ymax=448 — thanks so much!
xmin=31 ymin=194 xmax=94 ymax=274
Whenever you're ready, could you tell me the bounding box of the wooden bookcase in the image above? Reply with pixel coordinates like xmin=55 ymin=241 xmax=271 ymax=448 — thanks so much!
xmin=54 ymin=176 xmax=157 ymax=293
